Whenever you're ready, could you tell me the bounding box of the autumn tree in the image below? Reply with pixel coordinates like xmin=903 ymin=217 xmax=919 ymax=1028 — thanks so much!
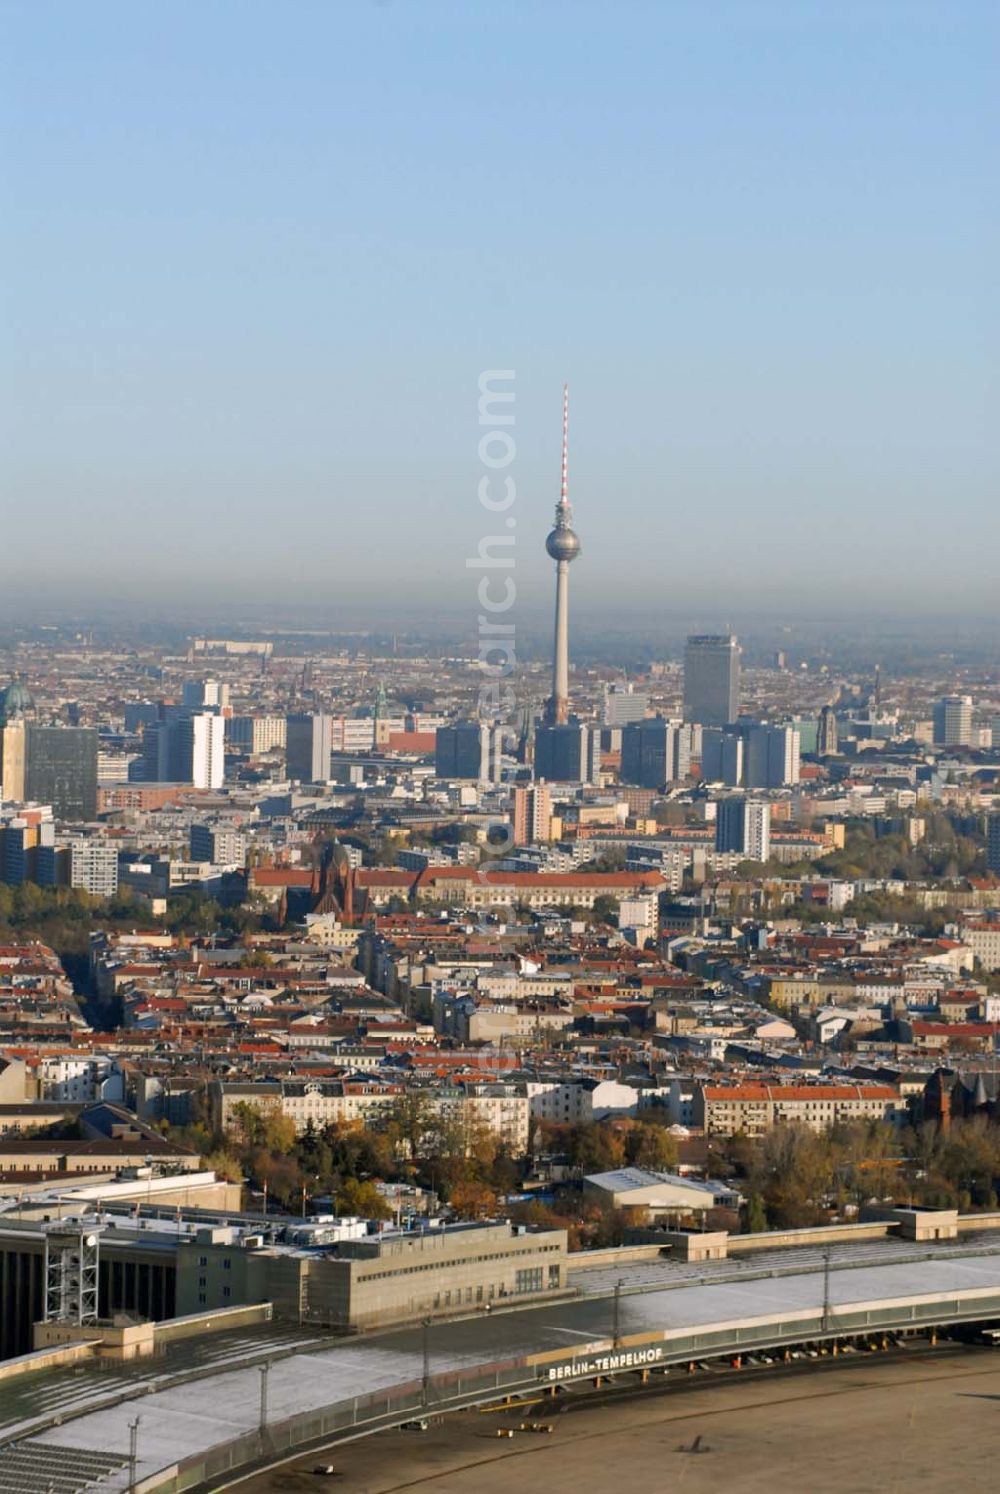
xmin=449 ymin=1180 xmax=499 ymax=1220
xmin=570 ymin=1122 xmax=626 ymax=1174
xmin=335 ymin=1177 xmax=393 ymax=1220
xmin=228 ymin=1102 xmax=296 ymax=1153
xmin=381 ymin=1092 xmax=435 ymax=1160
xmin=624 ymin=1122 xmax=678 ymax=1172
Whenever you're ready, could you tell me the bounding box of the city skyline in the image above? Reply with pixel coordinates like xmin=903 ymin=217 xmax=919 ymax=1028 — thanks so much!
xmin=3 ymin=1 xmax=997 ymax=613
xmin=4 ymin=5 xmax=1000 ymax=1486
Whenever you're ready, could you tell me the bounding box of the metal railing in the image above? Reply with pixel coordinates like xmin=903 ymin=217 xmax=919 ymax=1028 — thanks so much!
xmin=143 ymin=1286 xmax=1000 ymax=1494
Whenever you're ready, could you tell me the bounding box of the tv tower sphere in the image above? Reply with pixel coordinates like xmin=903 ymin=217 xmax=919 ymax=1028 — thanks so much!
xmin=545 ymin=520 xmax=581 ymax=562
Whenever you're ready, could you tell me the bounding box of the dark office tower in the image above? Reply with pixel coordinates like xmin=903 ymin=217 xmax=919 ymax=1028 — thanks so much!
xmin=989 ymin=812 xmax=1000 ymax=876
xmin=285 ymin=714 xmax=333 ymax=783
xmin=534 ymin=723 xmax=596 ymax=784
xmin=25 ymin=727 xmax=98 ymax=821
xmin=123 ymin=702 xmax=160 ymax=733
xmin=744 ymin=725 xmax=800 ymax=789
xmin=620 ymin=719 xmax=673 ymax=789
xmin=435 ymin=723 xmax=502 ymax=782
xmin=817 ymin=705 xmax=839 ymax=756
xmin=700 ymin=728 xmax=743 ymax=786
xmin=139 ymin=720 xmax=174 ymax=782
xmin=683 ymin=634 xmax=740 ymax=727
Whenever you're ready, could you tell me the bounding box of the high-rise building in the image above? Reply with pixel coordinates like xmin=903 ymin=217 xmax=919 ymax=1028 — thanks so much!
xmin=227 ymin=716 xmax=287 ymax=754
xmin=37 ymin=838 xmax=119 ymax=898
xmin=683 ymin=634 xmax=740 ymax=726
xmin=544 ymin=385 xmax=581 ymax=726
xmin=0 ymin=719 xmax=26 ymax=804
xmin=700 ymin=728 xmax=744 ymax=786
xmin=182 ymin=713 xmax=225 ymax=790
xmin=933 ymin=696 xmax=973 ymax=748
xmin=26 ymin=727 xmax=98 ymax=821
xmin=70 ymin=839 xmax=119 ymax=898
xmin=435 ymin=723 xmax=502 ymax=782
xmin=672 ymin=723 xmax=700 ymax=780
xmin=513 ymin=782 xmax=553 ymax=845
xmin=988 ymin=812 xmax=1000 ymax=877
xmin=716 ymin=796 xmax=770 ymax=861
xmin=286 ymin=714 xmax=334 ymax=783
xmin=745 ymin=725 xmax=800 ymax=789
xmin=0 ymin=681 xmax=34 ymax=803
xmin=817 ymin=705 xmax=839 ymax=756
xmin=123 ymin=702 xmax=160 ymax=733
xmin=0 ymin=807 xmax=54 ymax=884
xmin=136 ymin=709 xmax=225 ymax=787
xmin=182 ymin=679 xmax=230 ymax=712
xmin=138 ymin=720 xmax=173 ymax=782
xmin=534 ymin=723 xmax=597 ymax=784
xmin=190 ymin=824 xmax=248 ymax=865
xmin=621 ymin=719 xmax=673 ymax=789
xmin=603 ymin=683 xmax=649 ymax=727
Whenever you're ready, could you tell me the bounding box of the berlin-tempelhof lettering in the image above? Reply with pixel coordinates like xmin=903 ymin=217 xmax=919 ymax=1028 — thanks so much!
xmin=544 ymin=1345 xmax=666 ymax=1381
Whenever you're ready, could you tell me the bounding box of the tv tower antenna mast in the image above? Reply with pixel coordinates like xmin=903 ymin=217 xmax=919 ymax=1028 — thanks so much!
xmin=544 ymin=384 xmax=581 ymax=725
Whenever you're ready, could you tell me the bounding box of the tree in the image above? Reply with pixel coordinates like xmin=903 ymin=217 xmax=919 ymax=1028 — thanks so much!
xmin=335 ymin=1177 xmax=393 ymax=1220
xmin=624 ymin=1122 xmax=678 ymax=1172
xmin=745 ymin=1193 xmax=768 ymax=1233
xmin=591 ymin=895 xmax=619 ymax=927
xmin=571 ymin=1122 xmax=626 ymax=1173
xmin=323 ymin=1120 xmax=396 ymax=1182
xmin=382 ymin=1092 xmax=435 ymax=1160
xmin=449 ymin=1180 xmax=498 ymax=1220
xmin=204 ymin=1147 xmax=245 ymax=1184
xmin=229 ymin=1102 xmax=296 ymax=1153
xmin=253 ymin=1150 xmax=304 ymax=1208
xmin=242 ymin=949 xmax=273 ymax=969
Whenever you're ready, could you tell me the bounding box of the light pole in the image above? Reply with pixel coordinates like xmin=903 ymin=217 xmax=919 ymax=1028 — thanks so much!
xmin=613 ymin=1278 xmax=625 ymax=1349
xmin=822 ymin=1248 xmax=831 ymax=1335
xmin=421 ymin=1317 xmax=432 ymax=1405
xmin=259 ymin=1361 xmax=270 ymax=1442
xmin=128 ymin=1416 xmax=140 ymax=1494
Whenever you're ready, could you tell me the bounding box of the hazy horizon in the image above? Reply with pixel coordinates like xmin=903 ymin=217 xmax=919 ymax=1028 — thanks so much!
xmin=3 ymin=1 xmax=997 ymax=613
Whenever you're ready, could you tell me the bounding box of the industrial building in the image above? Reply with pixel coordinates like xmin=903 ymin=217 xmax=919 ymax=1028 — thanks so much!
xmin=180 ymin=1218 xmax=567 ymax=1330
xmin=584 ymin=1166 xmax=741 ymax=1220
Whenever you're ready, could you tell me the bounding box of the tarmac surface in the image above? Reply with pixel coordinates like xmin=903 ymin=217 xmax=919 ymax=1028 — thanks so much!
xmin=240 ymin=1345 xmax=1000 ymax=1494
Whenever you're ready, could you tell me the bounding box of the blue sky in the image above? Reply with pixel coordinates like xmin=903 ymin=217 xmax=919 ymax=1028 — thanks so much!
xmin=2 ymin=1 xmax=997 ymax=617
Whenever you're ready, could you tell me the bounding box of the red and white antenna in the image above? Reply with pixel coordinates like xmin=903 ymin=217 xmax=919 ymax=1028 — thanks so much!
xmin=560 ymin=382 xmax=569 ymax=506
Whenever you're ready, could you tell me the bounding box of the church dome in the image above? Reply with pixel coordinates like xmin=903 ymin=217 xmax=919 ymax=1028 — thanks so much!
xmin=0 ymin=680 xmax=34 ymax=723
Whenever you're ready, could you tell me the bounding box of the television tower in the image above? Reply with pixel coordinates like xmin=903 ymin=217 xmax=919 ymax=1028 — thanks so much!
xmin=544 ymin=384 xmax=581 ymax=725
